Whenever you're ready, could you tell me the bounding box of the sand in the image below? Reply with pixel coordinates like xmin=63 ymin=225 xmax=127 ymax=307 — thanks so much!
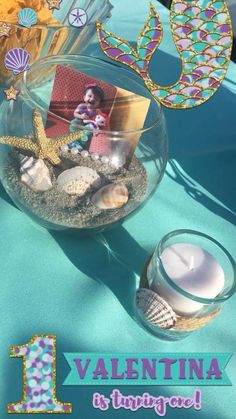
xmin=4 ymin=150 xmax=148 ymax=230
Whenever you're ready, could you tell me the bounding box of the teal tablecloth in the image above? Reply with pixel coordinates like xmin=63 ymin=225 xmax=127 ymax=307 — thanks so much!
xmin=0 ymin=1 xmax=236 ymax=418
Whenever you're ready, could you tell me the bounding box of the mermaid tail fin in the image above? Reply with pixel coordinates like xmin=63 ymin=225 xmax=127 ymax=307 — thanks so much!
xmin=97 ymin=1 xmax=233 ymax=109
xmin=97 ymin=3 xmax=163 ymax=79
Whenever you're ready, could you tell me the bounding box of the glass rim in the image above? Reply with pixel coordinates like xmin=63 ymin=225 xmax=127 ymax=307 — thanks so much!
xmin=20 ymin=54 xmax=163 ymax=136
xmin=157 ymin=229 xmax=236 ymax=304
xmin=0 ymin=21 xmax=91 ymax=29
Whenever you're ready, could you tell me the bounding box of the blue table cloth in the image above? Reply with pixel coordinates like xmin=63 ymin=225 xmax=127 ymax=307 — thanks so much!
xmin=0 ymin=0 xmax=236 ymax=418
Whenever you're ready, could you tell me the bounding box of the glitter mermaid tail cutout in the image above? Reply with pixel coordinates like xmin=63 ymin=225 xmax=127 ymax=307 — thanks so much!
xmin=97 ymin=1 xmax=233 ymax=109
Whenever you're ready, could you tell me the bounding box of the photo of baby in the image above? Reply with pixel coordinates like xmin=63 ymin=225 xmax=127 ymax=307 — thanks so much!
xmin=46 ymin=65 xmax=150 ymax=168
xmin=68 ymin=83 xmax=111 ymax=157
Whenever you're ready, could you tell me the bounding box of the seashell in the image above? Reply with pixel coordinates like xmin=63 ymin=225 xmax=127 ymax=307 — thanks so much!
xmin=18 ymin=8 xmax=37 ymax=28
xmin=4 ymin=48 xmax=30 ymax=75
xmin=136 ymin=288 xmax=177 ymax=329
xmin=92 ymin=182 xmax=129 ymax=210
xmin=20 ymin=157 xmax=52 ymax=192
xmin=57 ymin=166 xmax=101 ymax=196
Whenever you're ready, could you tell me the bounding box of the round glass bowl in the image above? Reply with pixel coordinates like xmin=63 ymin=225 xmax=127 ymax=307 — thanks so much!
xmin=135 ymin=230 xmax=236 ymax=340
xmin=0 ymin=55 xmax=168 ymax=233
xmin=0 ymin=0 xmax=113 ymax=86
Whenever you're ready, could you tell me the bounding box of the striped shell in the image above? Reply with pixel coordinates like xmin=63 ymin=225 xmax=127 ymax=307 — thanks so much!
xmin=56 ymin=166 xmax=101 ymax=196
xmin=4 ymin=48 xmax=30 ymax=75
xmin=18 ymin=8 xmax=37 ymax=28
xmin=92 ymin=183 xmax=129 ymax=209
xmin=136 ymin=288 xmax=177 ymax=329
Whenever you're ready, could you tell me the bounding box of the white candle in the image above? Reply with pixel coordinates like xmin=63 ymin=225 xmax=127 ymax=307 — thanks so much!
xmin=149 ymin=243 xmax=225 ymax=316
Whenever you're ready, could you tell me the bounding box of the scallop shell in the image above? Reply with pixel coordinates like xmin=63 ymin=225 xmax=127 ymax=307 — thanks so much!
xmin=92 ymin=183 xmax=129 ymax=210
xmin=18 ymin=8 xmax=37 ymax=28
xmin=57 ymin=166 xmax=101 ymax=196
xmin=4 ymin=48 xmax=30 ymax=75
xmin=136 ymin=288 xmax=177 ymax=329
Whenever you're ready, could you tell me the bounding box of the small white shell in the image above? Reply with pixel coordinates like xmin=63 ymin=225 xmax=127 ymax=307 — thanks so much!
xmin=57 ymin=166 xmax=100 ymax=196
xmin=20 ymin=157 xmax=52 ymax=192
xmin=92 ymin=183 xmax=129 ymax=210
xmin=136 ymin=288 xmax=177 ymax=329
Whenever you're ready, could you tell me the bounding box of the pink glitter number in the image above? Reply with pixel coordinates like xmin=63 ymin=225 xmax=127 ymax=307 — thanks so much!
xmin=8 ymin=335 xmax=72 ymax=414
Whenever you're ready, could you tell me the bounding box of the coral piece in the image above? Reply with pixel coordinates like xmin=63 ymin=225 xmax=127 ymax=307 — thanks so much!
xmin=0 ymin=0 xmax=59 ymax=25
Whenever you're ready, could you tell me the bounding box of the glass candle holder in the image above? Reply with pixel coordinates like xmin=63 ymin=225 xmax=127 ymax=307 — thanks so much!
xmin=135 ymin=230 xmax=236 ymax=340
xmin=0 ymin=0 xmax=113 ymax=87
xmin=0 ymin=55 xmax=168 ymax=234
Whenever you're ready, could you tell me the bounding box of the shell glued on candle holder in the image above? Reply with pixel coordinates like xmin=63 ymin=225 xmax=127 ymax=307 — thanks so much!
xmin=136 ymin=288 xmax=221 ymax=332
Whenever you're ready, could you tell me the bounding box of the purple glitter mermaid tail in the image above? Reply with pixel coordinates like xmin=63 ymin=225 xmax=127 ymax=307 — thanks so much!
xmin=97 ymin=1 xmax=232 ymax=109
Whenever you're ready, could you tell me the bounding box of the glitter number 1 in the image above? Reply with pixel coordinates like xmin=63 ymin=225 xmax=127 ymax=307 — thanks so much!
xmin=8 ymin=335 xmax=72 ymax=414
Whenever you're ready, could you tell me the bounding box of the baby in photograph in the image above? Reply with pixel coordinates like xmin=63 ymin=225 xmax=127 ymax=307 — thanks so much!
xmin=72 ymin=83 xmax=105 ymax=126
xmin=69 ymin=84 xmax=111 ymax=156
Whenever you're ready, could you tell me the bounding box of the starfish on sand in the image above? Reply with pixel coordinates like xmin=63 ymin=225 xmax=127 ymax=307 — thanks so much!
xmin=0 ymin=108 xmax=83 ymax=165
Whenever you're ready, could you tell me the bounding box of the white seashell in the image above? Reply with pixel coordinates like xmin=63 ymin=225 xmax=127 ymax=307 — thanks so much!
xmin=57 ymin=166 xmax=101 ymax=196
xmin=92 ymin=182 xmax=129 ymax=210
xmin=20 ymin=157 xmax=52 ymax=192
xmin=136 ymin=288 xmax=177 ymax=329
xmin=18 ymin=8 xmax=37 ymax=28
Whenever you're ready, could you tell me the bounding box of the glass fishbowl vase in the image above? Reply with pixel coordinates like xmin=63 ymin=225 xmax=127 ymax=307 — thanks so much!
xmin=0 ymin=55 xmax=168 ymax=234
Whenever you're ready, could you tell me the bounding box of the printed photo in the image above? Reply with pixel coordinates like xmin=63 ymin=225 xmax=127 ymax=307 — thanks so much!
xmin=46 ymin=65 xmax=150 ymax=168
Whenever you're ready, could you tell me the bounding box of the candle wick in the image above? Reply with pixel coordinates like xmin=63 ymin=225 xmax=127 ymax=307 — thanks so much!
xmin=189 ymin=256 xmax=194 ymax=271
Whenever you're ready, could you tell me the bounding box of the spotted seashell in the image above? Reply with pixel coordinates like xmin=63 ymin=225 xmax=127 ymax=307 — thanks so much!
xmin=136 ymin=288 xmax=177 ymax=329
xmin=92 ymin=183 xmax=129 ymax=210
xmin=4 ymin=48 xmax=30 ymax=75
xmin=18 ymin=8 xmax=37 ymax=28
xmin=56 ymin=166 xmax=101 ymax=196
